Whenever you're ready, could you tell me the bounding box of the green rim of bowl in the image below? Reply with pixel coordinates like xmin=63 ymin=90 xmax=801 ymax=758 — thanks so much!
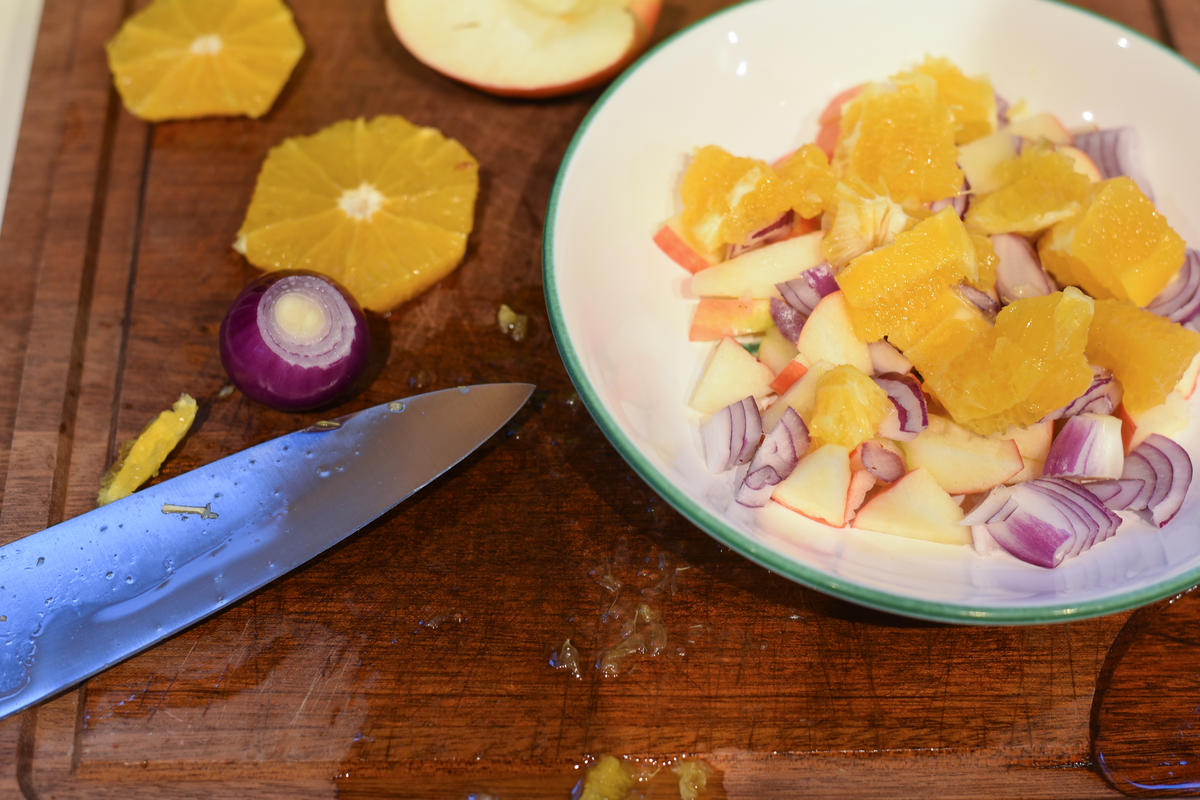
xmin=543 ymin=0 xmax=1200 ymax=625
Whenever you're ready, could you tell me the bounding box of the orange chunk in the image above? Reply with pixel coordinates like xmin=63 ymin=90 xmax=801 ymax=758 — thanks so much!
xmin=964 ymin=145 xmax=1091 ymax=235
xmin=833 ymin=78 xmax=963 ymax=207
xmin=808 ymin=365 xmax=894 ymax=449
xmin=896 ymin=56 xmax=997 ymax=144
xmin=1039 ymin=177 xmax=1186 ymax=306
xmin=836 ymin=207 xmax=978 ymax=347
xmin=773 ymin=143 xmax=837 ymax=220
xmin=1086 ymin=298 xmax=1200 ymax=415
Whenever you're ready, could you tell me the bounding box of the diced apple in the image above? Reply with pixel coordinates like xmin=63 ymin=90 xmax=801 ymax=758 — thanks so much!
xmin=689 ymin=337 xmax=774 ymax=415
xmin=867 ymin=339 xmax=912 ymax=375
xmin=761 ymin=360 xmax=831 ymax=431
xmin=843 ymin=467 xmax=877 ymax=524
xmin=1122 ymin=393 xmax=1191 ymax=451
xmin=898 ymin=414 xmax=1023 ymax=494
xmin=957 ymin=129 xmax=1017 ymax=195
xmin=1002 ymin=419 xmax=1054 ymax=483
xmin=1177 ymin=351 xmax=1200 ymax=399
xmin=386 ymin=0 xmax=661 ymax=98
xmin=757 ymin=324 xmax=798 ymax=374
xmin=653 ymin=215 xmax=723 ymax=274
xmin=772 ymin=443 xmax=852 ymax=527
xmin=851 ymin=468 xmax=970 ymax=545
xmin=688 ymin=298 xmax=771 ymax=341
xmin=794 ymin=291 xmax=872 ymax=374
xmin=690 ymin=232 xmax=824 ymax=298
xmin=769 ymin=357 xmax=808 ymax=395
xmin=1006 ymin=112 xmax=1072 ymax=145
xmin=1058 ymin=145 xmax=1102 ymax=182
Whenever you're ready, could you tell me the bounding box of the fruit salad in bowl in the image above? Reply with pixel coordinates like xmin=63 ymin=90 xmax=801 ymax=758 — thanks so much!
xmin=544 ymin=0 xmax=1200 ymax=623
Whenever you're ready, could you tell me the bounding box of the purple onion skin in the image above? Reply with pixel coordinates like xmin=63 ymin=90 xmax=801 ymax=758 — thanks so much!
xmin=219 ymin=270 xmax=370 ymax=411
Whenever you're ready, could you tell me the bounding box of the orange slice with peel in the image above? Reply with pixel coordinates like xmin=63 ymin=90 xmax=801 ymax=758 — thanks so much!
xmin=105 ymin=0 xmax=304 ymax=121
xmin=235 ymin=115 xmax=480 ymax=312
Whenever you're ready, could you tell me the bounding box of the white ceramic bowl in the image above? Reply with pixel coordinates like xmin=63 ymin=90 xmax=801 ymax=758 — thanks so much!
xmin=543 ymin=0 xmax=1200 ymax=624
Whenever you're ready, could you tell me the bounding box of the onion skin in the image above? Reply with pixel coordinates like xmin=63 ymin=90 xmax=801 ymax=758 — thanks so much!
xmin=219 ymin=270 xmax=369 ymax=411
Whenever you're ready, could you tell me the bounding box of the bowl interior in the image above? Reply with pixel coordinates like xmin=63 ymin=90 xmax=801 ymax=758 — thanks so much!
xmin=544 ymin=0 xmax=1200 ymax=623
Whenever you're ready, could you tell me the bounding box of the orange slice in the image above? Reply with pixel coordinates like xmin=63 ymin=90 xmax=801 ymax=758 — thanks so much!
xmin=105 ymin=0 xmax=304 ymax=121
xmin=1087 ymin=298 xmax=1200 ymax=415
xmin=235 ymin=115 xmax=480 ymax=312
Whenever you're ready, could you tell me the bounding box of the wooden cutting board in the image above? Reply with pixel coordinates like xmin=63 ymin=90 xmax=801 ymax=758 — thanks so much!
xmin=2 ymin=1 xmax=1199 ymax=797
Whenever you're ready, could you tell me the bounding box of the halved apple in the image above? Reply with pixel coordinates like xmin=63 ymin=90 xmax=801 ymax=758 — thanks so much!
xmin=385 ymin=0 xmax=661 ymax=98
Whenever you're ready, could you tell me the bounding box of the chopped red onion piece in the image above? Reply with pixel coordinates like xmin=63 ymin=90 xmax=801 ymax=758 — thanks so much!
xmin=873 ymin=372 xmax=928 ymax=440
xmin=769 ymin=297 xmax=807 ymax=344
xmin=977 ymin=478 xmax=1119 ymax=568
xmin=776 ymin=262 xmax=838 ymax=317
xmin=995 ymin=93 xmax=1010 ymax=124
xmin=1124 ymin=434 xmax=1192 ymax=526
xmin=1086 ymin=477 xmax=1149 ymax=511
xmin=728 ymin=210 xmax=796 ymax=259
xmin=858 ymin=440 xmax=905 ymax=483
xmin=992 ymin=234 xmax=1056 ymax=303
xmin=735 ymin=407 xmax=810 ymax=507
xmin=701 ymin=396 xmax=762 ymax=473
xmin=1042 ymin=413 xmax=1125 ymax=479
xmin=1146 ymin=249 xmax=1200 ymax=325
xmin=1044 ymin=367 xmax=1121 ymax=420
xmin=1072 ymin=127 xmax=1155 ymax=201
xmin=930 ymin=178 xmax=970 ymax=218
xmin=958 ymin=283 xmax=999 ymax=318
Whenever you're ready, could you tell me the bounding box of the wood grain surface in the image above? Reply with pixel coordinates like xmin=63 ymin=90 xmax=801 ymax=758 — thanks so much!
xmin=2 ymin=1 xmax=1199 ymax=798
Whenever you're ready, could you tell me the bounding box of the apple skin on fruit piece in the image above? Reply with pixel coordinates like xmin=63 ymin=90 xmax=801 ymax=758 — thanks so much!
xmin=772 ymin=443 xmax=853 ymax=527
xmin=688 ymin=298 xmax=772 ymax=341
xmin=385 ymin=0 xmax=661 ymax=99
xmin=654 ymin=216 xmax=723 ymax=274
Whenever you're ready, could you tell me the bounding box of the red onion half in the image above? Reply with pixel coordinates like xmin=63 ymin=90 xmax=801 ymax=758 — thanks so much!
xmin=219 ymin=270 xmax=370 ymax=411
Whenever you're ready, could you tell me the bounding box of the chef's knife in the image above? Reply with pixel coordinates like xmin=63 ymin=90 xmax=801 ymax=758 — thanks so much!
xmin=0 ymin=382 xmax=534 ymax=720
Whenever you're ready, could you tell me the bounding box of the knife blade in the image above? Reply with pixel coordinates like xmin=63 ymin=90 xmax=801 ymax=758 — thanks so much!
xmin=0 ymin=382 xmax=533 ymax=719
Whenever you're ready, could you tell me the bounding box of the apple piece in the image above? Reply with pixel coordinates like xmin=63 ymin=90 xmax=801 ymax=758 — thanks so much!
xmin=689 ymin=337 xmax=774 ymax=415
xmin=386 ymin=0 xmax=661 ymax=98
xmin=1003 ymin=419 xmax=1054 ymax=483
xmin=761 ymin=360 xmax=832 ymax=431
xmin=769 ymin=357 xmax=808 ymax=395
xmin=957 ymin=129 xmax=1017 ymax=195
xmin=851 ymin=468 xmax=970 ymax=545
xmin=814 ymin=83 xmax=863 ymax=160
xmin=867 ymin=339 xmax=912 ymax=375
xmin=690 ymin=231 xmax=824 ymax=299
xmin=898 ymin=414 xmax=1023 ymax=494
xmin=843 ymin=467 xmax=877 ymax=524
xmin=1176 ymin=351 xmax=1200 ymax=399
xmin=1006 ymin=112 xmax=1072 ymax=145
xmin=688 ymin=298 xmax=771 ymax=341
xmin=1122 ymin=393 xmax=1190 ymax=451
xmin=794 ymin=291 xmax=872 ymax=374
xmin=772 ymin=443 xmax=852 ymax=527
xmin=653 ymin=215 xmax=723 ymax=274
xmin=757 ymin=324 xmax=798 ymax=375
xmin=1058 ymin=144 xmax=1102 ymax=182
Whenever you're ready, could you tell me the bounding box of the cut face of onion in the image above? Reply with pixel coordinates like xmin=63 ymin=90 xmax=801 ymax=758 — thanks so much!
xmin=1042 ymin=413 xmax=1125 ymax=479
xmin=219 ymin=270 xmax=369 ymax=411
xmin=700 ymin=396 xmax=762 ymax=473
xmin=776 ymin=262 xmax=839 ymax=317
xmin=1146 ymin=249 xmax=1200 ymax=325
xmin=857 ymin=439 xmax=905 ymax=483
xmin=1122 ymin=433 xmax=1192 ymax=526
xmin=873 ymin=372 xmax=928 ymax=440
xmin=958 ymin=283 xmax=999 ymax=318
xmin=1072 ymin=127 xmax=1155 ymax=201
xmin=735 ymin=407 xmax=809 ymax=508
xmin=992 ymin=233 xmax=1056 ymax=304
